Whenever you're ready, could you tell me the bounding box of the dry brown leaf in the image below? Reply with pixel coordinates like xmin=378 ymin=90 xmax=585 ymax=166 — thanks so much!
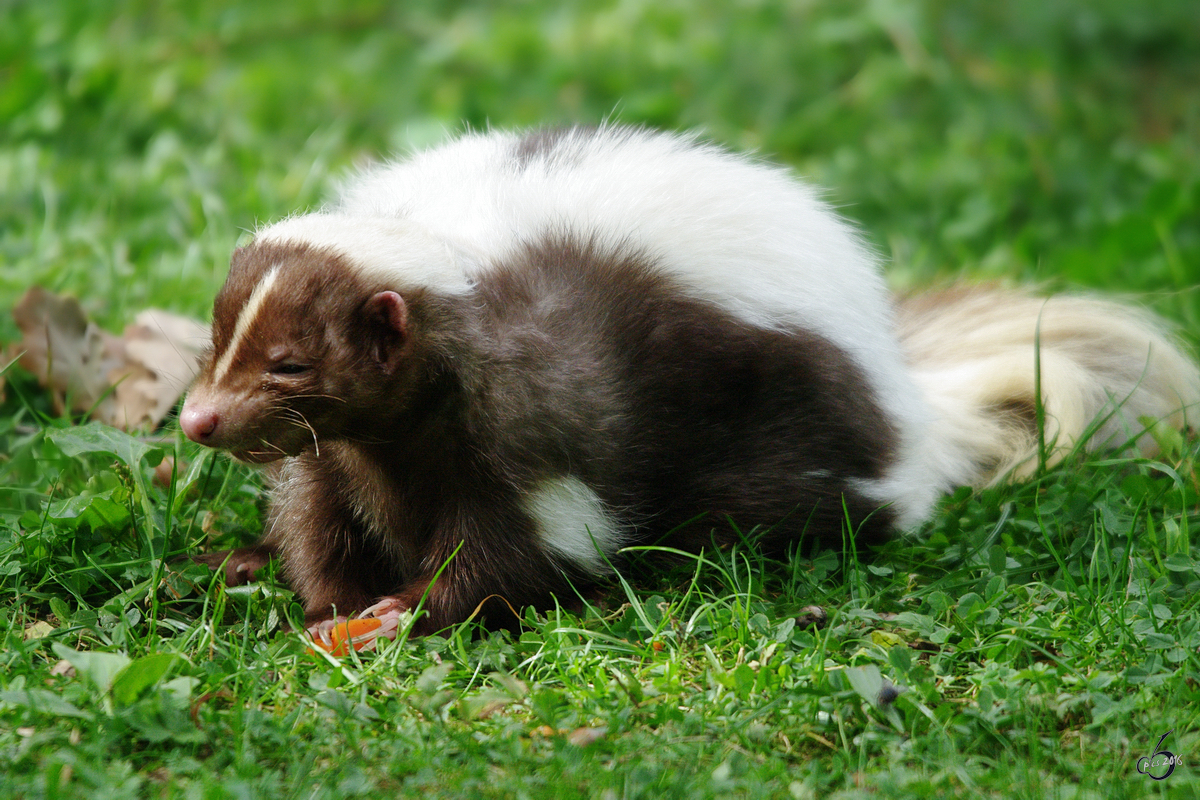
xmin=109 ymin=309 xmax=209 ymax=430
xmin=11 ymin=287 xmax=209 ymax=431
xmin=50 ymin=659 xmax=76 ymax=678
xmin=13 ymin=287 xmax=124 ymax=420
xmin=154 ymin=455 xmax=184 ymax=487
xmin=22 ymin=620 xmax=55 ymax=641
xmin=566 ymin=726 xmax=608 ymax=746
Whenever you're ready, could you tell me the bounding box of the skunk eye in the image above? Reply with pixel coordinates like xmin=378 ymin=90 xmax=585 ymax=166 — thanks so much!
xmin=269 ymin=362 xmax=310 ymax=376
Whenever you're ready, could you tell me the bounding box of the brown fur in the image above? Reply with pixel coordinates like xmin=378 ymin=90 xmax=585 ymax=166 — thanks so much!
xmin=185 ymin=235 xmax=896 ymax=632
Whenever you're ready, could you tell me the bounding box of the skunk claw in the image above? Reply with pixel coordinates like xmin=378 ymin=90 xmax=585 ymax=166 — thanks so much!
xmin=305 ymin=599 xmax=412 ymax=655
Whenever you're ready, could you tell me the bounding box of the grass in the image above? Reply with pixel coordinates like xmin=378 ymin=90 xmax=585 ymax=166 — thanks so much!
xmin=2 ymin=1 xmax=1200 ymax=797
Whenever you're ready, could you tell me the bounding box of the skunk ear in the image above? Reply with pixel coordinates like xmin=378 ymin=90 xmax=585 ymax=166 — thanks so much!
xmin=368 ymin=290 xmax=408 ymax=334
xmin=364 ymin=290 xmax=410 ymax=374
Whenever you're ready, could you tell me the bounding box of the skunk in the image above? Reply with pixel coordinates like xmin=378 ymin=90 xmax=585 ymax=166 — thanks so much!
xmin=180 ymin=125 xmax=1200 ymax=643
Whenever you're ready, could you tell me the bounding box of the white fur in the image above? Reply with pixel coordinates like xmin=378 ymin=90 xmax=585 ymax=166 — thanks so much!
xmin=325 ymin=127 xmax=938 ymax=524
xmin=523 ymin=477 xmax=625 ymax=574
xmin=255 ymin=214 xmax=473 ymax=295
xmin=247 ymin=126 xmax=1200 ymax=532
xmin=894 ymin=290 xmax=1200 ymax=486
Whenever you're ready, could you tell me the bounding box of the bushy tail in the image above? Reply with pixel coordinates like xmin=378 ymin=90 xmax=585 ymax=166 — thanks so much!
xmin=895 ymin=287 xmax=1200 ymax=486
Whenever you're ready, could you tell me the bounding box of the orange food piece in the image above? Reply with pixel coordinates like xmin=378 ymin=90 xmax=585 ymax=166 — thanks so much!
xmin=309 ymin=617 xmax=384 ymax=656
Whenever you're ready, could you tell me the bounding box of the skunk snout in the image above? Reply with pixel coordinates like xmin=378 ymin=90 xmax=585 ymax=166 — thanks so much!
xmin=180 ymin=403 xmax=220 ymax=444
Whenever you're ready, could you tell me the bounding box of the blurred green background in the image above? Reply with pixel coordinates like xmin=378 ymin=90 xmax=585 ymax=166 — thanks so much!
xmin=2 ymin=0 xmax=1198 ymax=343
xmin=1 ymin=5 xmax=1199 ymax=794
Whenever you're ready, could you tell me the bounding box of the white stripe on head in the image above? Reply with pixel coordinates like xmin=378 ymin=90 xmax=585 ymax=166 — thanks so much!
xmin=211 ymin=265 xmax=281 ymax=384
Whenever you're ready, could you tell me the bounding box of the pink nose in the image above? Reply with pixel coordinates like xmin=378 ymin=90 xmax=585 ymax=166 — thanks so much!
xmin=180 ymin=405 xmax=220 ymax=443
